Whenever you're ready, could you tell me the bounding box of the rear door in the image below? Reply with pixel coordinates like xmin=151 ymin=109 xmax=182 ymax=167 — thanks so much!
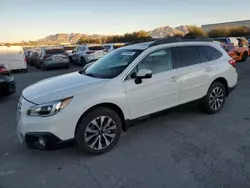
xmin=0 ymin=46 xmax=8 ymax=67
xmin=6 ymin=46 xmax=26 ymax=70
xmin=172 ymin=46 xmax=210 ymax=104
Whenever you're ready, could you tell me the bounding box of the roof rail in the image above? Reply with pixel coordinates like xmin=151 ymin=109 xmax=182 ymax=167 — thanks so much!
xmin=124 ymin=38 xmax=156 ymax=46
xmin=149 ymin=36 xmax=213 ymax=47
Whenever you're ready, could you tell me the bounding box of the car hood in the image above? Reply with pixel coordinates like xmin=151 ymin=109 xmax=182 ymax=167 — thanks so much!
xmin=22 ymin=71 xmax=109 ymax=104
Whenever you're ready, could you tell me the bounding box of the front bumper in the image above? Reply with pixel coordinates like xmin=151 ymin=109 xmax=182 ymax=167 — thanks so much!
xmin=17 ymin=96 xmax=77 ymax=149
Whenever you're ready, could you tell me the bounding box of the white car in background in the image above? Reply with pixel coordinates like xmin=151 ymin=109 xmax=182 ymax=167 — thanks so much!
xmin=63 ymin=46 xmax=76 ymax=56
xmin=103 ymin=43 xmax=125 ymax=53
xmin=70 ymin=44 xmax=106 ymax=65
xmin=17 ymin=37 xmax=237 ymax=154
xmin=0 ymin=46 xmax=27 ymax=71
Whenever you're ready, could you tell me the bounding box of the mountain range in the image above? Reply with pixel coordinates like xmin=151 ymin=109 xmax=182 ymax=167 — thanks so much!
xmin=36 ymin=25 xmax=189 ymax=44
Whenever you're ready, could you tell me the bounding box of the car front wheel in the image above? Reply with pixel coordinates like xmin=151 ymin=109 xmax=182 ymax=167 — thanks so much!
xmin=76 ymin=107 xmax=122 ymax=154
xmin=203 ymin=82 xmax=226 ymax=114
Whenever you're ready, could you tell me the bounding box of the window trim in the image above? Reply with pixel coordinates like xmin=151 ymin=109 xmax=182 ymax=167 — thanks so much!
xmin=197 ymin=46 xmax=210 ymax=63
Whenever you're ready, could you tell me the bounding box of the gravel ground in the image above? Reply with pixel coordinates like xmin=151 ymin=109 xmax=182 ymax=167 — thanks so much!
xmin=0 ymin=61 xmax=250 ymax=188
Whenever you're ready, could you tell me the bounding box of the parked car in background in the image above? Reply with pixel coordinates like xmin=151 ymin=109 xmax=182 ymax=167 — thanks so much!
xmin=27 ymin=51 xmax=39 ymax=66
xmin=63 ymin=46 xmax=76 ymax=56
xmin=0 ymin=64 xmax=15 ymax=98
xmin=103 ymin=43 xmax=125 ymax=53
xmin=24 ymin=50 xmax=32 ymax=59
xmin=0 ymin=46 xmax=27 ymax=72
xmin=70 ymin=44 xmax=106 ymax=65
xmin=237 ymin=37 xmax=249 ymax=47
xmin=214 ymin=37 xmax=239 ymax=46
xmin=17 ymin=37 xmax=237 ymax=154
xmin=221 ymin=43 xmax=249 ymax=62
xmin=35 ymin=47 xmax=70 ymax=70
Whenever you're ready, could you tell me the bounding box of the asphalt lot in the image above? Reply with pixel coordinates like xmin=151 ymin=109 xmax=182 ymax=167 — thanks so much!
xmin=1 ymin=61 xmax=250 ymax=188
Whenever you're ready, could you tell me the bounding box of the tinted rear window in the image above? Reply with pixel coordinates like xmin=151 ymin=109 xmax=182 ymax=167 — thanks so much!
xmin=172 ymin=46 xmax=200 ymax=68
xmin=89 ymin=46 xmax=104 ymax=51
xmin=201 ymin=46 xmax=222 ymax=60
xmin=31 ymin=52 xmax=38 ymax=55
xmin=64 ymin=46 xmax=75 ymax=51
xmin=45 ymin=49 xmax=65 ymax=54
xmin=103 ymin=45 xmax=111 ymax=50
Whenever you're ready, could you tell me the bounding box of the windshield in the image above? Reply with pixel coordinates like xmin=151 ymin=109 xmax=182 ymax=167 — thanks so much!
xmin=84 ymin=49 xmax=142 ymax=78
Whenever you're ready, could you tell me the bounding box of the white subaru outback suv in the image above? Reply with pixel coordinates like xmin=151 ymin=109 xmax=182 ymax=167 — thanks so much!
xmin=17 ymin=37 xmax=237 ymax=154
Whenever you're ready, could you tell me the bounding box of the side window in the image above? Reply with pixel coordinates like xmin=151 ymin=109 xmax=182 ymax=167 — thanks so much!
xmin=77 ymin=47 xmax=82 ymax=52
xmin=137 ymin=49 xmax=173 ymax=74
xmin=172 ymin=46 xmax=200 ymax=68
xmin=201 ymin=46 xmax=222 ymax=61
xmin=197 ymin=47 xmax=209 ymax=63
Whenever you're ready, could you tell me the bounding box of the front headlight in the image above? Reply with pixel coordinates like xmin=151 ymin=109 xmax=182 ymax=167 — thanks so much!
xmin=27 ymin=97 xmax=73 ymax=117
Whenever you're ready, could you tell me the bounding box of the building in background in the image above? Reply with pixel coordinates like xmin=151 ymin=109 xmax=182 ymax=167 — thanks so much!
xmin=202 ymin=20 xmax=250 ymax=32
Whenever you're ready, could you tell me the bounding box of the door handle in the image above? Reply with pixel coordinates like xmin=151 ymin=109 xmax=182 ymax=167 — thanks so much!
xmin=169 ymin=76 xmax=178 ymax=82
xmin=205 ymin=67 xmax=212 ymax=72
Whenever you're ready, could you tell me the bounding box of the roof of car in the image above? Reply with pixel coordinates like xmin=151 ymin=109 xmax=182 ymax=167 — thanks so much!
xmin=122 ymin=41 xmax=154 ymax=50
xmin=79 ymin=44 xmax=102 ymax=47
xmin=122 ymin=37 xmax=214 ymax=50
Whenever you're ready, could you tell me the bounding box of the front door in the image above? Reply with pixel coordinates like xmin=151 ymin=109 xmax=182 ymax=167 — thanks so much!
xmin=124 ymin=48 xmax=179 ymax=119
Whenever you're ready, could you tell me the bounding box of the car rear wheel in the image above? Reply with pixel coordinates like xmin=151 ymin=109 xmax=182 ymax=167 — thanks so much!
xmin=76 ymin=107 xmax=122 ymax=155
xmin=64 ymin=64 xmax=69 ymax=69
xmin=203 ymin=82 xmax=226 ymax=114
xmin=81 ymin=57 xmax=86 ymax=66
xmin=42 ymin=63 xmax=47 ymax=71
xmin=242 ymin=52 xmax=248 ymax=62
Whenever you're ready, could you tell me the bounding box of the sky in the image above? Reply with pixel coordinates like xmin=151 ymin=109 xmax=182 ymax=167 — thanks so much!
xmin=1 ymin=0 xmax=250 ymax=42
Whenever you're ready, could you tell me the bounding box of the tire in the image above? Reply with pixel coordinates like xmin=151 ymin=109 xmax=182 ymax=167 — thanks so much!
xmin=42 ymin=63 xmax=47 ymax=71
xmin=64 ymin=64 xmax=69 ymax=69
xmin=69 ymin=57 xmax=74 ymax=63
xmin=81 ymin=57 xmax=86 ymax=66
xmin=203 ymin=82 xmax=226 ymax=114
xmin=76 ymin=107 xmax=122 ymax=155
xmin=22 ymin=68 xmax=28 ymax=73
xmin=241 ymin=52 xmax=248 ymax=62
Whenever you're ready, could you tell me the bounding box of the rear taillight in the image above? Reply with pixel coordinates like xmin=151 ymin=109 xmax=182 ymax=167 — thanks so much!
xmin=0 ymin=68 xmax=5 ymax=72
xmin=44 ymin=55 xmax=50 ymax=59
xmin=86 ymin=51 xmax=95 ymax=54
xmin=229 ymin=59 xmax=236 ymax=68
xmin=24 ymin=58 xmax=27 ymax=63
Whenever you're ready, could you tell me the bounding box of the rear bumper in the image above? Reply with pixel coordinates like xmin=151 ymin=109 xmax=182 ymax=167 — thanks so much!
xmin=44 ymin=60 xmax=69 ymax=67
xmin=0 ymin=78 xmax=15 ymax=97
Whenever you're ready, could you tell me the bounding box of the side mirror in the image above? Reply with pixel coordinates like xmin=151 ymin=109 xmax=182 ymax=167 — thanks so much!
xmin=134 ymin=69 xmax=152 ymax=84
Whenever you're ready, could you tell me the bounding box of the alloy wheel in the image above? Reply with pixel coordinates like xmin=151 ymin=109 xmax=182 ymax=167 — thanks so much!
xmin=209 ymin=87 xmax=224 ymax=111
xmin=84 ymin=116 xmax=117 ymax=151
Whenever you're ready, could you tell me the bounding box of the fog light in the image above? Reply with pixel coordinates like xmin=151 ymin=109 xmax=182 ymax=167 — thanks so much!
xmin=38 ymin=137 xmax=46 ymax=147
